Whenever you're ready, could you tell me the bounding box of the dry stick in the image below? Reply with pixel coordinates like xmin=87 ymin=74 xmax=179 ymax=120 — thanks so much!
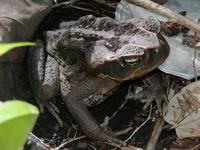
xmin=109 ymin=97 xmax=129 ymax=121
xmin=101 ymin=90 xmax=130 ymax=127
xmin=125 ymin=105 xmax=152 ymax=143
xmin=28 ymin=133 xmax=51 ymax=150
xmin=192 ymin=19 xmax=200 ymax=81
xmin=126 ymin=0 xmax=200 ymax=34
xmin=193 ymin=47 xmax=198 ymax=81
xmin=53 ymin=0 xmax=79 ymax=8
xmin=191 ymin=143 xmax=200 ymax=150
xmin=115 ymin=127 xmax=133 ymax=136
xmin=55 ymin=136 xmax=86 ymax=150
xmin=145 ymin=117 xmax=165 ymax=150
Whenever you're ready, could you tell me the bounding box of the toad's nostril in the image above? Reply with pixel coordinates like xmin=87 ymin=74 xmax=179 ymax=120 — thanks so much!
xmin=154 ymin=49 xmax=159 ymax=54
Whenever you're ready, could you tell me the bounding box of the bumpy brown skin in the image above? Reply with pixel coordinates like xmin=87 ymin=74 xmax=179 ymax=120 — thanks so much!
xmin=29 ymin=15 xmax=169 ymax=146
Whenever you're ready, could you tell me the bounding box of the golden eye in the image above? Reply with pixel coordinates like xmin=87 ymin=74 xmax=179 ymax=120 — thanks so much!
xmin=123 ymin=57 xmax=140 ymax=66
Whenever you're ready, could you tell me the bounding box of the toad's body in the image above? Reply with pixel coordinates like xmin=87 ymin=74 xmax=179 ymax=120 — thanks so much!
xmin=29 ymin=15 xmax=169 ymax=145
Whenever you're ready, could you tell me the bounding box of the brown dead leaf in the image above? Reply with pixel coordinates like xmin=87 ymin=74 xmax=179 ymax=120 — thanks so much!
xmin=163 ymin=80 xmax=200 ymax=138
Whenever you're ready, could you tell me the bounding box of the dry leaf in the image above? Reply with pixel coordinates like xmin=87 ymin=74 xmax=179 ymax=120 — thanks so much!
xmin=163 ymin=81 xmax=200 ymax=138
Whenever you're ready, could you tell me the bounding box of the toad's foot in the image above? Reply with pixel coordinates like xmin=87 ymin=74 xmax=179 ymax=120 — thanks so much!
xmin=44 ymin=100 xmax=63 ymax=127
xmin=127 ymin=73 xmax=167 ymax=113
xmin=101 ymin=116 xmax=132 ymax=138
xmin=35 ymin=97 xmax=63 ymax=127
xmin=94 ymin=125 xmax=127 ymax=146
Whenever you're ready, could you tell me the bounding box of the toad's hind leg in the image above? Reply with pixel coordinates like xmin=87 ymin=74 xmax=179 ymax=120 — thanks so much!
xmin=29 ymin=40 xmax=63 ymax=126
xmin=60 ymin=75 xmax=126 ymax=146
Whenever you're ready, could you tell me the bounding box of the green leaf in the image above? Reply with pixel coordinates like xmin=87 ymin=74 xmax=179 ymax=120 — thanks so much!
xmin=0 ymin=42 xmax=35 ymax=56
xmin=0 ymin=100 xmax=39 ymax=150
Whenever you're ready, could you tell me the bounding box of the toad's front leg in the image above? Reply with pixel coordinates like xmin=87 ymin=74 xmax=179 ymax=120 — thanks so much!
xmin=29 ymin=40 xmax=63 ymax=126
xmin=60 ymin=75 xmax=126 ymax=146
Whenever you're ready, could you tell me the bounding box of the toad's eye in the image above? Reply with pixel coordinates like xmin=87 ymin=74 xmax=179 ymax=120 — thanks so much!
xmin=123 ymin=57 xmax=141 ymax=66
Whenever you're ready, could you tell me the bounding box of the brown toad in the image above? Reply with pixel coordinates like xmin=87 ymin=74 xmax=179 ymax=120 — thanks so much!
xmin=29 ymin=15 xmax=169 ymax=145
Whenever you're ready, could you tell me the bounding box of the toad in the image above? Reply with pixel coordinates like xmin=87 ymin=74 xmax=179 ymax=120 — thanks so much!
xmin=28 ymin=15 xmax=169 ymax=146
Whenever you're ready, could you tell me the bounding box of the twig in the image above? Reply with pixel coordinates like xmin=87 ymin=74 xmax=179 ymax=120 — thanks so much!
xmin=126 ymin=0 xmax=200 ymax=33
xmin=193 ymin=46 xmax=198 ymax=81
xmin=145 ymin=117 xmax=165 ymax=150
xmin=55 ymin=135 xmax=86 ymax=150
xmin=125 ymin=105 xmax=152 ymax=143
xmin=115 ymin=127 xmax=133 ymax=136
xmin=191 ymin=143 xmax=200 ymax=150
xmin=109 ymin=97 xmax=129 ymax=121
xmin=108 ymin=86 xmax=140 ymax=122
xmin=192 ymin=19 xmax=200 ymax=81
xmin=88 ymin=144 xmax=97 ymax=150
xmin=101 ymin=89 xmax=130 ymax=126
xmin=27 ymin=133 xmax=51 ymax=150
xmin=53 ymin=0 xmax=79 ymax=8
